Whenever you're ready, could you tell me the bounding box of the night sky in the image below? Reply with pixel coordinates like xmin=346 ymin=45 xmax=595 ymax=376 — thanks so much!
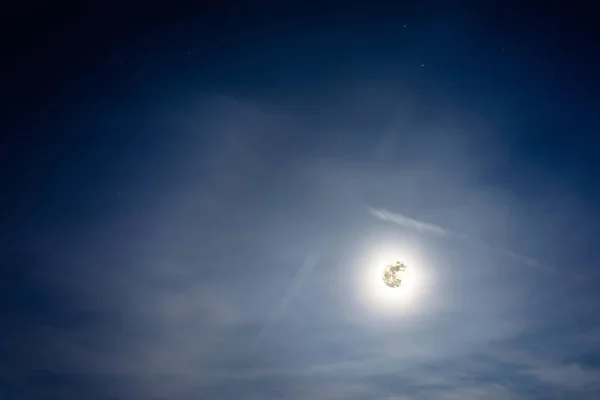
xmin=3 ymin=1 xmax=600 ymax=399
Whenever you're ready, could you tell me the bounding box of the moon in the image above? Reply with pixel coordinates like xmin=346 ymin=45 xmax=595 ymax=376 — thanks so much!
xmin=382 ymin=261 xmax=409 ymax=288
xmin=357 ymin=243 xmax=429 ymax=316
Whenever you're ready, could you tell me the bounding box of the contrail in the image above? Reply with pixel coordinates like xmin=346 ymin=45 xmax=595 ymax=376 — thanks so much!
xmin=369 ymin=208 xmax=463 ymax=238
xmin=368 ymin=207 xmax=551 ymax=272
xmin=257 ymin=254 xmax=319 ymax=341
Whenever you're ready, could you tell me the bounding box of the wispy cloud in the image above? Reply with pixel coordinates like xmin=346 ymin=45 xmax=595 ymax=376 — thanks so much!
xmin=524 ymin=363 xmax=600 ymax=390
xmin=369 ymin=208 xmax=460 ymax=237
xmin=368 ymin=207 xmax=554 ymax=273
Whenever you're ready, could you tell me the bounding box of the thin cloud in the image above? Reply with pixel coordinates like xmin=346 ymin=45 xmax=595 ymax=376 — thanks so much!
xmin=523 ymin=363 xmax=600 ymax=390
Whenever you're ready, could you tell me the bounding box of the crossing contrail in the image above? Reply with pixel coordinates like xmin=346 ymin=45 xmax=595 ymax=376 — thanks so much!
xmin=257 ymin=254 xmax=319 ymax=341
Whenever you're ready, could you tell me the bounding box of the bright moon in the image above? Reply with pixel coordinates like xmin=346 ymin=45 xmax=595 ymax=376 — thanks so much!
xmin=358 ymin=244 xmax=428 ymax=316
xmin=382 ymin=261 xmax=409 ymax=288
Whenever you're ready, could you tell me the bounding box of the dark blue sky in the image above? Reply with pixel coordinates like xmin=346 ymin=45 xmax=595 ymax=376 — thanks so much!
xmin=3 ymin=1 xmax=600 ymax=399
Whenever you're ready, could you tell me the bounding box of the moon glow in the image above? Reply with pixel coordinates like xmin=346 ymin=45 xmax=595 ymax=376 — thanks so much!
xmin=357 ymin=243 xmax=429 ymax=317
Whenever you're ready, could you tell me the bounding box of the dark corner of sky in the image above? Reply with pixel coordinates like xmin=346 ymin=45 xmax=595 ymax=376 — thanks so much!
xmin=2 ymin=1 xmax=600 ymax=399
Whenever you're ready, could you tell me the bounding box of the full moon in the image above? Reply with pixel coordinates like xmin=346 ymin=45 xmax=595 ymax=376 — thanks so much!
xmin=382 ymin=261 xmax=408 ymax=288
xmin=356 ymin=241 xmax=430 ymax=317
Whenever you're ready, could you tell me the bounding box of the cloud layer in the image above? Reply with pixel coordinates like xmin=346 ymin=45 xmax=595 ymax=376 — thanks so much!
xmin=5 ymin=90 xmax=600 ymax=400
